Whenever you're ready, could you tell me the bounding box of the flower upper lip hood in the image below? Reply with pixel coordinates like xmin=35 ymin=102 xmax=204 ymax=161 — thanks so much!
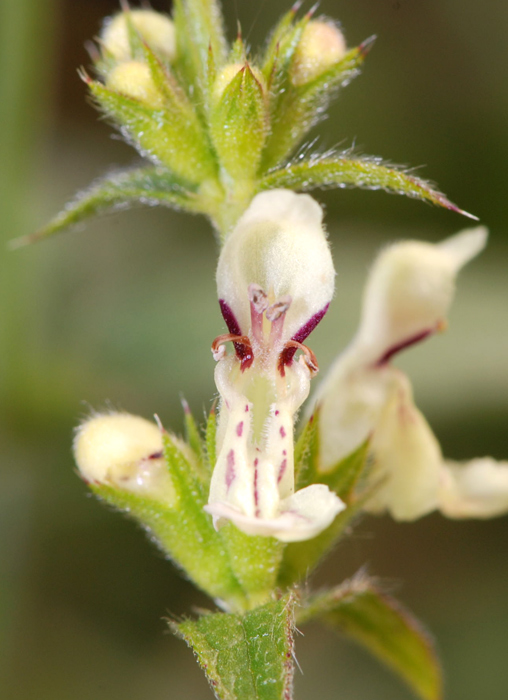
xmin=216 ymin=188 xmax=335 ymax=366
xmin=206 ymin=189 xmax=344 ymax=542
xmin=352 ymin=227 xmax=488 ymax=366
xmin=313 ymin=225 xmax=508 ymax=522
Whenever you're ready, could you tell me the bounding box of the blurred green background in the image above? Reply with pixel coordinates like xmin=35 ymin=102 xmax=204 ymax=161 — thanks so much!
xmin=1 ymin=0 xmax=507 ymax=698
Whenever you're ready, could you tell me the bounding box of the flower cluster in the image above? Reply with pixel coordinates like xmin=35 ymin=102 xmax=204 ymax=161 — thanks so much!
xmin=39 ymin=3 xmax=507 ymax=698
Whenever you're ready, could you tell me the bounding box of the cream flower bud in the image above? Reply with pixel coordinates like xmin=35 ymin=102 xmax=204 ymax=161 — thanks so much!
xmin=356 ymin=227 xmax=488 ymax=363
xmin=101 ymin=9 xmax=176 ymax=63
xmin=292 ymin=20 xmax=347 ymax=86
xmin=74 ymin=412 xmax=174 ymax=502
xmin=106 ymin=61 xmax=164 ymax=108
xmin=207 ymin=190 xmax=344 ymax=542
xmin=212 ymin=63 xmax=266 ymax=104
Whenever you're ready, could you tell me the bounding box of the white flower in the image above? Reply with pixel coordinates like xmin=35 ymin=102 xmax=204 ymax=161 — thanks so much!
xmin=314 ymin=226 xmax=508 ymax=521
xmin=205 ymin=190 xmax=345 ymax=542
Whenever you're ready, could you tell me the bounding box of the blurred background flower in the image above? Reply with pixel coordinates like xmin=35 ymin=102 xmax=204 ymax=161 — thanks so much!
xmin=1 ymin=1 xmax=507 ymax=698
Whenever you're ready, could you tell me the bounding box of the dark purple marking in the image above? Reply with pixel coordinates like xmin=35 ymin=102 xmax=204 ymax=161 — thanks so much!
xmin=219 ymin=299 xmax=242 ymax=335
xmin=226 ymin=449 xmax=236 ymax=490
xmin=254 ymin=458 xmax=260 ymax=514
xmin=279 ymin=304 xmax=330 ymax=367
xmin=148 ymin=450 xmax=163 ymax=460
xmin=376 ymin=328 xmax=434 ymax=367
xmin=219 ymin=299 xmax=254 ymax=370
xmin=275 ymin=410 xmax=280 ymax=416
xmin=277 ymin=459 xmax=287 ymax=483
xmin=283 ymin=450 xmax=287 ymax=456
xmin=280 ymin=426 xmax=286 ymax=438
xmin=245 ymin=404 xmax=249 ymax=412
xmin=236 ymin=421 xmax=244 ymax=437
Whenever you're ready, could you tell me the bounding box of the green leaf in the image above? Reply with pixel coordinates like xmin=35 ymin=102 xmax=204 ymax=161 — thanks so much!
xmin=14 ymin=166 xmax=197 ymax=246
xmin=298 ymin=574 xmax=442 ymax=700
xmin=88 ymin=79 xmax=217 ymax=184
xmin=210 ymin=64 xmax=268 ymax=181
xmin=261 ymin=39 xmax=372 ymax=171
xmin=259 ymin=155 xmax=477 ymax=218
xmin=89 ymin=481 xmax=246 ymax=608
xmin=172 ymin=595 xmax=295 ymax=700
xmin=173 ymin=0 xmax=227 ymax=105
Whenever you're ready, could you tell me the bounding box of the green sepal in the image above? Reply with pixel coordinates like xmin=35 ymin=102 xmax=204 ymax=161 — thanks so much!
xmin=14 ymin=166 xmax=197 ymax=246
xmin=261 ymin=4 xmax=301 ymax=85
xmin=210 ymin=64 xmax=268 ymax=181
xmin=182 ymin=399 xmax=208 ymax=481
xmin=259 ymin=155 xmax=477 ymax=218
xmin=172 ymin=594 xmax=296 ymax=700
xmin=218 ymin=523 xmax=284 ymax=608
xmin=173 ymin=0 xmax=227 ymax=106
xmin=277 ymin=492 xmax=367 ymax=589
xmin=261 ymin=38 xmax=373 ymax=171
xmin=88 ymin=480 xmax=246 ymax=608
xmin=279 ymin=419 xmax=371 ymax=588
xmin=298 ymin=574 xmax=443 ymax=700
xmin=205 ymin=403 xmax=218 ymax=474
xmin=261 ymin=14 xmax=308 ymax=124
xmin=320 ymin=440 xmax=371 ymax=502
xmin=228 ymin=33 xmax=247 ymax=64
xmin=87 ymin=79 xmax=217 ymax=184
xmin=293 ymin=410 xmax=320 ymax=489
xmin=295 ymin=412 xmax=370 ymax=502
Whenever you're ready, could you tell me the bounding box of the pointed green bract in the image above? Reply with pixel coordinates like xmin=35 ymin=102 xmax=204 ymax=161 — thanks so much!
xmin=14 ymin=167 xmax=197 ymax=246
xmin=205 ymin=404 xmax=218 ymax=473
xmin=261 ymin=41 xmax=371 ymax=171
xmin=210 ymin=64 xmax=268 ymax=181
xmin=88 ymin=80 xmax=217 ymax=184
xmin=321 ymin=440 xmax=371 ymax=501
xmin=89 ymin=481 xmax=245 ymax=607
xmin=298 ymin=575 xmax=442 ymax=700
xmin=173 ymin=0 xmax=227 ymax=106
xmin=182 ymin=401 xmax=209 ymax=481
xmin=172 ymin=595 xmax=295 ymax=700
xmin=259 ymin=155 xmax=475 ymax=217
xmin=261 ymin=5 xmax=300 ymax=84
xmin=294 ymin=411 xmax=320 ymax=489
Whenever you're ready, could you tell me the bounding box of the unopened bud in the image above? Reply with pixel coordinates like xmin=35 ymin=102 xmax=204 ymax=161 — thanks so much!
xmin=212 ymin=63 xmax=265 ymax=104
xmin=73 ymin=412 xmax=174 ymax=502
xmin=101 ymin=9 xmax=176 ymax=63
xmin=106 ymin=61 xmax=164 ymax=108
xmin=292 ymin=20 xmax=347 ymax=86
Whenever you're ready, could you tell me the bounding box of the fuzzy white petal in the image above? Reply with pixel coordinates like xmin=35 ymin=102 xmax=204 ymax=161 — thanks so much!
xmin=356 ymin=226 xmax=488 ymax=360
xmin=439 ymin=458 xmax=508 ymax=518
xmin=216 ymin=189 xmax=335 ymax=341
